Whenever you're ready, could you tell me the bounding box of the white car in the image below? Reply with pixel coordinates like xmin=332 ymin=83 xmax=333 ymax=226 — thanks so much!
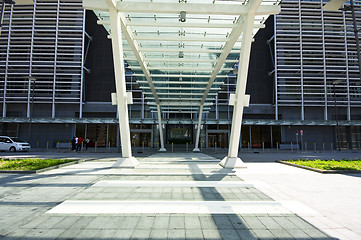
xmin=0 ymin=136 xmax=31 ymax=152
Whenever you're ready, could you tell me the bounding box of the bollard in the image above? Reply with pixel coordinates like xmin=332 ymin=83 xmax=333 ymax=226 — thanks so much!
xmin=142 ymin=142 xmax=144 ymax=153
xmin=57 ymin=141 xmax=60 ymax=150
xmin=322 ymin=142 xmax=325 ymax=151
xmin=37 ymin=141 xmax=39 ymax=149
xmin=215 ymin=142 xmax=217 ymax=151
xmin=331 ymin=142 xmax=333 ymax=151
xmin=172 ymin=142 xmax=174 ymax=152
xmin=47 ymin=141 xmax=49 ymax=150
xmin=95 ymin=142 xmax=97 ymax=152
xmin=248 ymin=142 xmax=250 ymax=151
xmin=276 ymin=142 xmax=279 ymax=151
xmin=69 ymin=141 xmax=71 ymax=151
xmin=314 ymin=142 xmax=316 ymax=152
xmin=108 ymin=141 xmax=111 ymax=152
xmin=186 ymin=142 xmax=188 ymax=152
xmin=291 ymin=142 xmax=293 ymax=152
xmin=359 ymin=142 xmax=361 ymax=150
xmin=200 ymin=141 xmax=202 ymax=151
xmin=347 ymin=142 xmax=349 ymax=150
xmin=157 ymin=142 xmax=159 ymax=149
xmin=305 ymin=142 xmax=307 ymax=151
xmin=262 ymin=141 xmax=265 ymax=151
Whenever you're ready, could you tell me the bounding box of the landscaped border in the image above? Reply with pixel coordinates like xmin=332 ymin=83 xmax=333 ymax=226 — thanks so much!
xmin=0 ymin=159 xmax=84 ymax=174
xmin=276 ymin=160 xmax=361 ymax=174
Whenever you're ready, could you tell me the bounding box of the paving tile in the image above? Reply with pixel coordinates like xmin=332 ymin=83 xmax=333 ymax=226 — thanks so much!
xmin=185 ymin=229 xmax=204 ymax=239
xmin=184 ymin=216 xmax=201 ymax=230
xmin=93 ymin=229 xmax=117 ymax=239
xmin=269 ymin=229 xmax=294 ymax=239
xmin=252 ymin=229 xmax=275 ymax=239
xmin=86 ymin=216 xmax=114 ymax=229
xmin=150 ymin=229 xmax=168 ymax=239
xmin=68 ymin=216 xmax=95 ymax=230
xmin=236 ymin=230 xmax=258 ymax=240
xmin=305 ymin=228 xmax=329 ymax=238
xmin=219 ymin=229 xmax=240 ymax=240
xmin=202 ymin=229 xmax=222 ymax=240
xmin=286 ymin=228 xmax=312 ymax=239
xmin=21 ymin=215 xmax=50 ymax=229
xmin=119 ymin=216 xmax=140 ymax=229
xmin=26 ymin=228 xmax=65 ymax=239
xmin=136 ymin=215 xmax=155 ymax=229
xmin=76 ymin=229 xmax=99 ymax=239
xmin=169 ymin=215 xmax=185 ymax=229
xmin=242 ymin=216 xmax=267 ymax=230
xmin=131 ymin=229 xmax=151 ymax=239
xmin=153 ymin=215 xmax=170 ymax=229
xmin=257 ymin=216 xmax=283 ymax=230
xmin=35 ymin=216 xmax=65 ymax=229
xmin=228 ymin=215 xmax=248 ymax=230
xmin=168 ymin=229 xmax=186 ymax=240
xmin=212 ymin=215 xmax=234 ymax=229
xmin=55 ymin=228 xmax=82 ymax=239
xmin=54 ymin=216 xmax=81 ymax=229
xmin=286 ymin=216 xmax=315 ymax=230
xmin=272 ymin=216 xmax=298 ymax=229
xmin=113 ymin=229 xmax=134 ymax=239
xmin=199 ymin=216 xmax=217 ymax=230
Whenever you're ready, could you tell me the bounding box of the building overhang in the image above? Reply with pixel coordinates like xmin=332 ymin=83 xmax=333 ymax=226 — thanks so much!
xmin=1 ymin=117 xmax=360 ymax=126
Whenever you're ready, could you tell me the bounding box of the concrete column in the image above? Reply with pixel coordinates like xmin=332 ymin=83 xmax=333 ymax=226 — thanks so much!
xmin=108 ymin=6 xmax=139 ymax=167
xmin=157 ymin=104 xmax=166 ymax=152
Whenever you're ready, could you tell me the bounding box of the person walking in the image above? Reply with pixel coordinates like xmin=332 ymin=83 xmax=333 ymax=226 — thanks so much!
xmin=71 ymin=136 xmax=77 ymax=151
xmin=84 ymin=138 xmax=90 ymax=150
xmin=77 ymin=136 xmax=83 ymax=151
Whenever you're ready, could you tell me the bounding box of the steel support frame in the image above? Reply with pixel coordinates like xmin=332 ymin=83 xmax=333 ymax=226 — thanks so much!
xmin=157 ymin=104 xmax=166 ymax=152
xmin=220 ymin=3 xmax=261 ymax=168
xmin=107 ymin=1 xmax=139 ymax=167
xmin=193 ymin=105 xmax=203 ymax=152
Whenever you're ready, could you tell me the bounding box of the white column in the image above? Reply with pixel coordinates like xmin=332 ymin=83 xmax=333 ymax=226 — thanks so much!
xmin=108 ymin=5 xmax=139 ymax=167
xmin=220 ymin=13 xmax=256 ymax=168
xmin=157 ymin=104 xmax=166 ymax=152
xmin=193 ymin=105 xmax=203 ymax=152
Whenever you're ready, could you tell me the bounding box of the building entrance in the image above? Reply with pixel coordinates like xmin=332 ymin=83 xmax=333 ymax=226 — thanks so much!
xmin=166 ymin=125 xmax=193 ymax=144
xmin=131 ymin=132 xmax=152 ymax=147
xmin=207 ymin=132 xmax=229 ymax=148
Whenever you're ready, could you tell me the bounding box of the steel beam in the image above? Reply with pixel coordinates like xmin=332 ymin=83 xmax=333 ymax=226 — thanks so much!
xmin=157 ymin=104 xmax=166 ymax=152
xmin=193 ymin=105 xmax=203 ymax=152
xmin=220 ymin=0 xmax=263 ymax=168
xmin=107 ymin=1 xmax=139 ymax=167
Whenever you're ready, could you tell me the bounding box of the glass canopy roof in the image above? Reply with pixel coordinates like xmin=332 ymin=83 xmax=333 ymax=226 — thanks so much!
xmin=84 ymin=0 xmax=280 ymax=114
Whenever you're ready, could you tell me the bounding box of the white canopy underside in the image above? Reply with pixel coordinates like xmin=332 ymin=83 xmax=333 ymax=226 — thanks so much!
xmin=83 ymin=0 xmax=280 ymax=114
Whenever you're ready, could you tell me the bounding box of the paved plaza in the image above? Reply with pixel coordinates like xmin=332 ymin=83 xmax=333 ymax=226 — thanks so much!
xmin=0 ymin=150 xmax=360 ymax=239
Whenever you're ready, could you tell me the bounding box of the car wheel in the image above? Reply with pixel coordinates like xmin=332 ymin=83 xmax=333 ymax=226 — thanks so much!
xmin=9 ymin=147 xmax=16 ymax=152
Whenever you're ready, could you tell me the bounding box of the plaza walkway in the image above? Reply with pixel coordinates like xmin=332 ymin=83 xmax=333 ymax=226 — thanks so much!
xmin=0 ymin=151 xmax=360 ymax=239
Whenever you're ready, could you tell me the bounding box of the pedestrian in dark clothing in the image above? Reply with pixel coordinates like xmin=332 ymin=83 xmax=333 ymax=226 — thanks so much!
xmin=71 ymin=136 xmax=76 ymax=151
xmin=84 ymin=138 xmax=90 ymax=150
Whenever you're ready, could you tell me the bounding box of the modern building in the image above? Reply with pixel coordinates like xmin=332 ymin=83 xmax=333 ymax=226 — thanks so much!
xmin=0 ymin=0 xmax=360 ymax=155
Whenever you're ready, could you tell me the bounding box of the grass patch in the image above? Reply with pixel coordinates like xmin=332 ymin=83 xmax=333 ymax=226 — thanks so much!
xmin=285 ymin=159 xmax=361 ymax=171
xmin=0 ymin=158 xmax=76 ymax=171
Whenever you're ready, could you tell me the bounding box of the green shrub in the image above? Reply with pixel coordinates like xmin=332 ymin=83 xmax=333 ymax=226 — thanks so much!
xmin=0 ymin=158 xmax=75 ymax=171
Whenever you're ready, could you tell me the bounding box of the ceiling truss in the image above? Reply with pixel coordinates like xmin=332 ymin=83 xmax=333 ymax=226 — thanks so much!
xmin=83 ymin=0 xmax=280 ymax=114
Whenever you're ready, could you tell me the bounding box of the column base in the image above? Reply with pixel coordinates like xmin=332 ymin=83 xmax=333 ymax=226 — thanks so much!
xmin=159 ymin=148 xmax=167 ymax=152
xmin=193 ymin=148 xmax=200 ymax=152
xmin=112 ymin=157 xmax=140 ymax=168
xmin=219 ymin=156 xmax=247 ymax=168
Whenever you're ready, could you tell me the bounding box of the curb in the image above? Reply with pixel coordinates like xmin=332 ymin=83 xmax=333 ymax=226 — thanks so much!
xmin=276 ymin=160 xmax=361 ymax=174
xmin=0 ymin=159 xmax=84 ymax=174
